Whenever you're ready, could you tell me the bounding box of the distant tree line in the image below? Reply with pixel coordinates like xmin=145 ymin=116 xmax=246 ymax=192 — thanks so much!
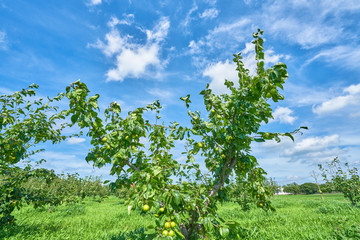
xmin=282 ymin=182 xmax=333 ymax=195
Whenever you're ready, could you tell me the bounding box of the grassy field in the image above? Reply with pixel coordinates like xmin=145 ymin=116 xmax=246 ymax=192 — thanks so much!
xmin=1 ymin=194 xmax=359 ymax=239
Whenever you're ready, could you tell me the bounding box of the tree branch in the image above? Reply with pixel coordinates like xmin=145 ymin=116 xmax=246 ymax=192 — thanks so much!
xmin=208 ymin=157 xmax=237 ymax=198
xmin=126 ymin=160 xmax=141 ymax=172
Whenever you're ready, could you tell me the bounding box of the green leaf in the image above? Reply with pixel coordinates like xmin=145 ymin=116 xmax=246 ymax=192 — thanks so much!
xmin=144 ymin=228 xmax=156 ymax=234
xmin=219 ymin=226 xmax=229 ymax=238
xmin=253 ymin=138 xmax=265 ymax=142
xmin=180 ymin=94 xmax=191 ymax=108
xmin=285 ymin=133 xmax=294 ymax=141
xmin=174 ymin=213 xmax=181 ymax=225
xmin=71 ymin=114 xmax=79 ymax=124
xmin=174 ymin=229 xmax=185 ymax=239
xmin=173 ymin=191 xmax=181 ymax=205
xmin=153 ymin=167 xmax=162 ymax=176
xmin=146 ymin=224 xmax=155 ymax=229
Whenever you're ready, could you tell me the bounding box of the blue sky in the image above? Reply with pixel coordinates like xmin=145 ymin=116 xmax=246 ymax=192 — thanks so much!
xmin=1 ymin=0 xmax=360 ymax=185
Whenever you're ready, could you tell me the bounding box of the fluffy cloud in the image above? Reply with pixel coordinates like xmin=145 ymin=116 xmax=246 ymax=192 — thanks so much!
xmin=91 ymin=17 xmax=170 ymax=82
xmin=271 ymin=107 xmax=297 ymax=124
xmin=254 ymin=134 xmax=344 ymax=164
xmin=91 ymin=29 xmax=126 ymax=57
xmin=252 ymin=134 xmax=347 ymax=184
xmin=313 ymin=83 xmax=360 ymax=116
xmin=106 ymin=44 xmax=161 ymax=81
xmin=203 ymin=59 xmax=237 ymax=95
xmin=281 ymin=134 xmax=343 ymax=163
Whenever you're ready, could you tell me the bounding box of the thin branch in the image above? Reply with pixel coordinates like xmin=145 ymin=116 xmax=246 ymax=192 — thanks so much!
xmin=126 ymin=160 xmax=140 ymax=172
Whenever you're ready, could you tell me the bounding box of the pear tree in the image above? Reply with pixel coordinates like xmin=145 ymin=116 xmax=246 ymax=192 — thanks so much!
xmin=64 ymin=30 xmax=306 ymax=239
xmin=319 ymin=157 xmax=360 ymax=206
xmin=0 ymin=85 xmax=68 ymax=225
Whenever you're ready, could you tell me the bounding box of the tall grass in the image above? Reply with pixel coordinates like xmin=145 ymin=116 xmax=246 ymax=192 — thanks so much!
xmin=1 ymin=194 xmax=359 ymax=239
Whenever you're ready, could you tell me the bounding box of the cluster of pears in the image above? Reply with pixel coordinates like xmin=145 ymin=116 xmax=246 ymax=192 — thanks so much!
xmin=162 ymin=218 xmax=176 ymax=237
xmin=159 ymin=207 xmax=176 ymax=237
xmin=142 ymin=205 xmax=176 ymax=237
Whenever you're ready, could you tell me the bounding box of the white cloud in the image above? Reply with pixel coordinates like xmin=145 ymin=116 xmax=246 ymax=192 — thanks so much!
xmin=88 ymin=0 xmax=102 ymax=6
xmin=251 ymin=133 xmax=354 ymax=184
xmin=90 ymin=29 xmax=127 ymax=57
xmin=181 ymin=2 xmax=198 ymax=29
xmin=272 ymin=107 xmax=297 ymax=124
xmin=264 ymin=17 xmax=341 ymax=49
xmin=345 ymin=84 xmax=360 ymax=95
xmin=207 ymin=18 xmax=250 ymax=44
xmin=107 ymin=14 xmax=135 ymax=28
xmin=0 ymin=87 xmax=13 ymax=95
xmin=147 ymin=88 xmax=174 ymax=100
xmin=305 ymin=46 xmax=360 ymax=69
xmin=313 ymin=83 xmax=360 ymax=116
xmin=91 ymin=17 xmax=170 ymax=82
xmin=285 ymin=83 xmax=330 ymax=107
xmin=260 ymin=0 xmax=360 ymax=48
xmin=188 ymin=40 xmax=203 ymax=55
xmin=255 ymin=134 xmax=342 ymax=162
xmin=199 ymin=8 xmax=219 ymax=19
xmin=203 ymin=0 xmax=217 ymax=5
xmin=145 ymin=17 xmax=170 ymax=43
xmin=67 ymin=137 xmax=86 ymax=144
xmin=187 ymin=17 xmax=251 ymax=57
xmin=281 ymin=134 xmax=342 ymax=163
xmin=38 ymin=151 xmax=79 ymax=162
xmin=107 ymin=44 xmax=161 ymax=81
xmin=0 ymin=30 xmax=8 ymax=50
xmin=203 ymin=59 xmax=237 ymax=95
xmin=188 ymin=0 xmax=360 ymax=71
xmin=286 ymin=175 xmax=301 ymax=181
xmin=36 ymin=151 xmax=113 ymax=178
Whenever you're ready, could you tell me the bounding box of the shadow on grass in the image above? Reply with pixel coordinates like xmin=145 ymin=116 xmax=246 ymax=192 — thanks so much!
xmin=105 ymin=226 xmax=256 ymax=240
xmin=0 ymin=222 xmax=60 ymax=239
xmin=105 ymin=227 xmax=154 ymax=240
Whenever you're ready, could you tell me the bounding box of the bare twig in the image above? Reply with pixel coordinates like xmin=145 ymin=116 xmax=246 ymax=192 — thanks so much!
xmin=312 ymin=170 xmax=324 ymax=200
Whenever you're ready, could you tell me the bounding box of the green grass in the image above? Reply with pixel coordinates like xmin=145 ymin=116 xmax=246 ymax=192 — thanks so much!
xmin=1 ymin=194 xmax=360 ymax=239
xmin=218 ymin=194 xmax=360 ymax=239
